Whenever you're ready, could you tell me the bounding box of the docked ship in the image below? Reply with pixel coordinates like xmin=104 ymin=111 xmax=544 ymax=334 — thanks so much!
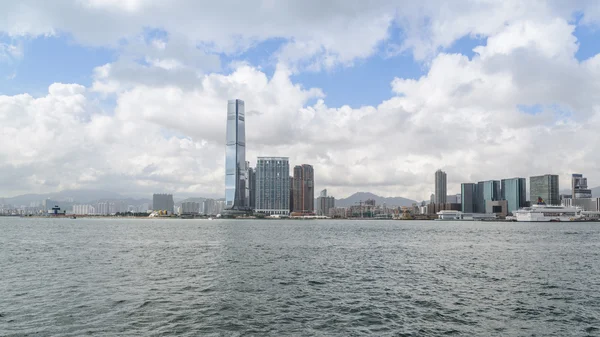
xmin=514 ymin=204 xmax=582 ymax=222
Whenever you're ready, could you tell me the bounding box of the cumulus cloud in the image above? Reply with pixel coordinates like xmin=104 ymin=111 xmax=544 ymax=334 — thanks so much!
xmin=1 ymin=1 xmax=600 ymax=200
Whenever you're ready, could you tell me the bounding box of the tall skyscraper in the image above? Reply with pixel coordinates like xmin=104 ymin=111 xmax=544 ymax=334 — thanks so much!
xmin=572 ymin=174 xmax=592 ymax=199
xmin=434 ymin=169 xmax=447 ymax=204
xmin=461 ymin=183 xmax=477 ymax=213
xmin=225 ymin=99 xmax=249 ymax=211
xmin=256 ymin=157 xmax=290 ymax=215
xmin=530 ymin=174 xmax=559 ymax=205
xmin=153 ymin=194 xmax=174 ymax=214
xmin=501 ymin=178 xmax=526 ymax=215
xmin=292 ymin=164 xmax=315 ymax=213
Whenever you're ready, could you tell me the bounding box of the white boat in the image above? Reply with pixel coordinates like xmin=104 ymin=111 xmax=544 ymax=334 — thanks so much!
xmin=514 ymin=204 xmax=582 ymax=222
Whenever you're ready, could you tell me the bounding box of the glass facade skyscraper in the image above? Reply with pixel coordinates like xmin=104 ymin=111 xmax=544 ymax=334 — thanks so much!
xmin=471 ymin=180 xmax=500 ymax=213
xmin=225 ymin=99 xmax=249 ymax=210
xmin=461 ymin=183 xmax=477 ymax=213
xmin=481 ymin=180 xmax=500 ymax=213
xmin=256 ymin=157 xmax=290 ymax=215
xmin=501 ymin=178 xmax=526 ymax=214
xmin=530 ymin=174 xmax=559 ymax=205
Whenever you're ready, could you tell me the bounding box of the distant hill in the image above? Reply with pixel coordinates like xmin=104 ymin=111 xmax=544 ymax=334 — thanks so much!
xmin=335 ymin=192 xmax=417 ymax=207
xmin=1 ymin=189 xmax=125 ymax=205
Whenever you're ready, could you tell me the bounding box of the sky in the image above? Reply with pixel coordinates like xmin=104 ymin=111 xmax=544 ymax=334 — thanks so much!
xmin=1 ymin=0 xmax=600 ymax=200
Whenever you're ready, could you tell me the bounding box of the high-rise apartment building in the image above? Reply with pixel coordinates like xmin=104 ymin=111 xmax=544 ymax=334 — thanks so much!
xmin=153 ymin=193 xmax=174 ymax=214
xmin=214 ymin=200 xmax=225 ymax=215
xmin=316 ymin=189 xmax=335 ymax=216
xmin=225 ymin=99 xmax=249 ymax=211
xmin=203 ymin=199 xmax=215 ymax=215
xmin=501 ymin=178 xmax=526 ymax=215
xmin=96 ymin=202 xmax=109 ymax=215
xmin=72 ymin=204 xmax=96 ymax=215
xmin=530 ymin=174 xmax=559 ymax=205
xmin=434 ymin=170 xmax=447 ymax=204
xmin=292 ymin=164 xmax=315 ymax=213
xmin=572 ymin=174 xmax=592 ymax=199
xmin=248 ymin=167 xmax=256 ymax=209
xmin=256 ymin=157 xmax=290 ymax=215
xmin=181 ymin=202 xmax=200 ymax=215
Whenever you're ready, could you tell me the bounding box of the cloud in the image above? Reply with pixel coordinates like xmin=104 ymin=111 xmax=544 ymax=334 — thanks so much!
xmin=1 ymin=0 xmax=598 ymax=72
xmin=1 ymin=1 xmax=600 ymax=201
xmin=0 ymin=0 xmax=395 ymax=70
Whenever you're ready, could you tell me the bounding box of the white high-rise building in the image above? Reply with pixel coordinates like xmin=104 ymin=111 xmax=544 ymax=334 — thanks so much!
xmin=97 ymin=202 xmax=109 ymax=215
xmin=73 ymin=204 xmax=96 ymax=215
xmin=203 ymin=199 xmax=216 ymax=215
xmin=181 ymin=202 xmax=201 ymax=214
xmin=214 ymin=200 xmax=225 ymax=215
xmin=256 ymin=157 xmax=290 ymax=215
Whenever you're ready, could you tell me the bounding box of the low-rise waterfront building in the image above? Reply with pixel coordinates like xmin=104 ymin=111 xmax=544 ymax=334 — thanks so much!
xmin=436 ymin=210 xmax=497 ymax=221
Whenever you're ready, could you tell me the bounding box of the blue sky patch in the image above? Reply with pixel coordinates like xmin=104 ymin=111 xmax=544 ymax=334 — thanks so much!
xmin=0 ymin=34 xmax=115 ymax=97
xmin=517 ymin=104 xmax=543 ymax=115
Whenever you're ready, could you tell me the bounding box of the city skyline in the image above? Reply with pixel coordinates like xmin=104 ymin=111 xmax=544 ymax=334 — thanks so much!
xmin=1 ymin=2 xmax=600 ymax=201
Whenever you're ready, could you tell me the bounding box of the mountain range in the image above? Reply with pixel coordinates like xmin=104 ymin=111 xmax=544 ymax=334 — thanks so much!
xmin=335 ymin=192 xmax=417 ymax=207
xmin=0 ymin=189 xmax=126 ymax=205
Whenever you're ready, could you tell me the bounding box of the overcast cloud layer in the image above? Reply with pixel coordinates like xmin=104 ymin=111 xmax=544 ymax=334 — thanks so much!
xmin=1 ymin=0 xmax=600 ymax=200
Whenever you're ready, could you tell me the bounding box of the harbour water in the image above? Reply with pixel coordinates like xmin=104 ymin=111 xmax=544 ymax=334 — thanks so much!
xmin=1 ymin=218 xmax=599 ymax=336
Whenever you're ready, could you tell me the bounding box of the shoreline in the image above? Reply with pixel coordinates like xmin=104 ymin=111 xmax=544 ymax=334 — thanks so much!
xmin=5 ymin=215 xmax=598 ymax=222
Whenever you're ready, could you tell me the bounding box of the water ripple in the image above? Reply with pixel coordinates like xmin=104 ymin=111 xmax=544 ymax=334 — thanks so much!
xmin=1 ymin=218 xmax=599 ymax=336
